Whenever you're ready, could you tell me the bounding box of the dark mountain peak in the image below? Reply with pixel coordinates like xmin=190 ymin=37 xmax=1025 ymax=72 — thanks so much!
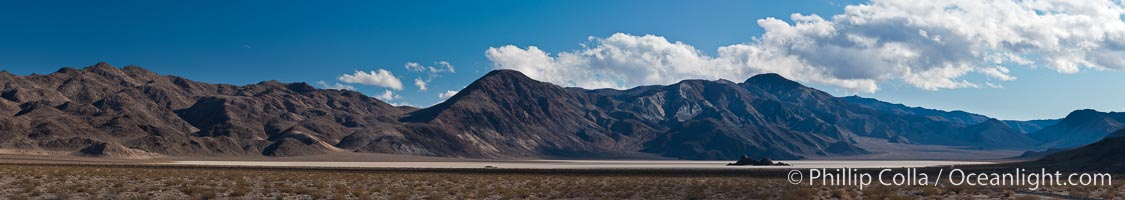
xmin=1061 ymin=109 xmax=1106 ymax=123
xmin=55 ymin=67 xmax=80 ymax=74
xmin=669 ymin=79 xmax=747 ymax=96
xmin=252 ymin=80 xmax=294 ymax=89
xmin=121 ymin=65 xmax=157 ymax=76
xmin=743 ymin=73 xmax=803 ymax=91
xmin=256 ymin=80 xmax=285 ymax=86
xmin=122 ymin=65 xmax=146 ymax=71
xmin=746 ymin=73 xmax=797 ymax=84
xmin=481 ymin=69 xmax=534 ymax=82
xmin=84 ymin=62 xmax=118 ymax=72
xmin=1030 ymin=109 xmax=1124 ymax=148
xmin=674 ymin=79 xmax=727 ymax=86
xmin=1070 ymin=108 xmax=1103 ymax=114
xmin=108 ymin=65 xmax=164 ymax=83
xmin=286 ymin=82 xmax=317 ymax=93
xmin=461 ymin=69 xmax=550 ymax=93
xmin=401 ymin=69 xmax=560 ymax=123
xmin=77 ymin=62 xmax=132 ymax=80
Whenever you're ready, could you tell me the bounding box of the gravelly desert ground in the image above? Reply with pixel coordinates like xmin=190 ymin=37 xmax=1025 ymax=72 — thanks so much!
xmin=0 ymin=162 xmax=1120 ymax=199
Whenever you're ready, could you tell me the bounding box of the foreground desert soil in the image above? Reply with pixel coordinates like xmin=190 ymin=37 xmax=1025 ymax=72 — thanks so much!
xmin=0 ymin=163 xmax=1120 ymax=199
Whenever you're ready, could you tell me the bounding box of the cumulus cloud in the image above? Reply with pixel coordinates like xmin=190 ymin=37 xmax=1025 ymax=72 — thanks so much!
xmin=387 ymin=101 xmax=415 ymax=107
xmin=405 ymin=61 xmax=456 ymax=91
xmin=985 ymin=82 xmax=1005 ymax=89
xmin=486 ymin=0 xmax=1125 ymax=93
xmin=337 ymin=69 xmax=403 ymax=90
xmin=438 ymin=90 xmax=458 ymax=100
xmin=414 ymin=78 xmax=428 ymax=91
xmin=374 ymin=90 xmax=402 ymax=101
xmin=437 ymin=61 xmax=455 ymax=73
xmin=406 ymin=61 xmax=456 ymax=79
xmin=314 ymin=81 xmax=356 ymax=91
xmin=979 ymin=66 xmax=1016 ymax=81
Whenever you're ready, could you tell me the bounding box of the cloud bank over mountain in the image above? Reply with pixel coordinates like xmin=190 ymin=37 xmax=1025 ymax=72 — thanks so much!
xmin=337 ymin=69 xmax=404 ymax=90
xmin=487 ymin=0 xmax=1125 ymax=93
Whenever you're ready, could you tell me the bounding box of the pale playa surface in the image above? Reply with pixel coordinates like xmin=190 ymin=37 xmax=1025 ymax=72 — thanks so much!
xmin=817 ymin=137 xmax=1028 ymax=160
xmin=163 ymin=160 xmax=994 ymax=169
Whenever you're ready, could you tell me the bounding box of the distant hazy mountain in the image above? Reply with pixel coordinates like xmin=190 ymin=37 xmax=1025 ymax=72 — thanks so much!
xmin=1002 ymin=119 xmax=1060 ymax=134
xmin=1028 ymin=109 xmax=1125 ymax=148
xmin=841 ymin=95 xmax=1061 ymax=135
xmin=950 ymin=119 xmax=1041 ymax=149
xmin=0 ymin=63 xmax=1051 ymax=160
xmin=838 ymin=95 xmax=1039 ymax=149
xmin=841 ymin=95 xmax=990 ymax=126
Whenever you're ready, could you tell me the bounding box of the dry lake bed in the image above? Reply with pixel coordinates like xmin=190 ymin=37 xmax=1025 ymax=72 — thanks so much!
xmin=161 ymin=159 xmax=997 ymax=169
xmin=0 ymin=152 xmax=1118 ymax=199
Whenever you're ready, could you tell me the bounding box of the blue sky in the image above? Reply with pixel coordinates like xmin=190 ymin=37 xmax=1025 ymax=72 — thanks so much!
xmin=0 ymin=0 xmax=1122 ymax=120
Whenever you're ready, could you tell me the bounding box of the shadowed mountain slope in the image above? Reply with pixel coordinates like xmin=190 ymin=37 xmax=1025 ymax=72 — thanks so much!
xmin=1033 ymin=128 xmax=1125 ymax=172
xmin=841 ymin=95 xmax=990 ymax=126
xmin=1028 ymin=109 xmax=1125 ymax=148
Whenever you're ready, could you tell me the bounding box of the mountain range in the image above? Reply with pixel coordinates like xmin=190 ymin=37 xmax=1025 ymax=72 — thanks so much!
xmin=1027 ymin=109 xmax=1125 ymax=148
xmin=1029 ymin=128 xmax=1125 ymax=172
xmin=1 ymin=63 xmax=1121 ymax=160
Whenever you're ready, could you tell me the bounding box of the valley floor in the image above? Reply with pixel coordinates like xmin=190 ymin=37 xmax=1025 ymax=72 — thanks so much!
xmin=0 ymin=149 xmax=1113 ymax=199
xmin=0 ymin=162 xmax=1119 ymax=199
xmin=812 ymin=137 xmax=1029 ymax=160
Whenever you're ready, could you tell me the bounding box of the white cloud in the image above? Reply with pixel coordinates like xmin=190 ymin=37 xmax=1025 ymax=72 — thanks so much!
xmin=405 ymin=62 xmax=425 ymax=72
xmin=438 ymin=90 xmax=458 ymax=100
xmin=985 ymin=82 xmax=1004 ymax=89
xmin=978 ymin=66 xmax=1016 ymax=81
xmin=405 ymin=61 xmax=456 ymax=91
xmin=437 ymin=61 xmax=455 ymax=73
xmin=414 ymin=77 xmax=428 ymax=91
xmin=406 ymin=61 xmax=455 ymax=79
xmin=374 ymin=90 xmax=402 ymax=101
xmin=314 ymin=81 xmax=356 ymax=90
xmin=487 ymin=33 xmax=879 ymax=92
xmin=387 ymin=101 xmax=415 ymax=107
xmin=337 ymin=69 xmax=403 ymax=90
xmin=486 ymin=0 xmax=1125 ymax=93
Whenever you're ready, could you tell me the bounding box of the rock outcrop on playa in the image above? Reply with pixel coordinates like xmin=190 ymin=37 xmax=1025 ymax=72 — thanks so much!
xmin=727 ymin=155 xmax=788 ymax=166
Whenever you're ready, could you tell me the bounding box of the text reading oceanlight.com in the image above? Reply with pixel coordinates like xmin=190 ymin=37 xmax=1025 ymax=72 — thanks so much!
xmin=787 ymin=168 xmax=1112 ymax=190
